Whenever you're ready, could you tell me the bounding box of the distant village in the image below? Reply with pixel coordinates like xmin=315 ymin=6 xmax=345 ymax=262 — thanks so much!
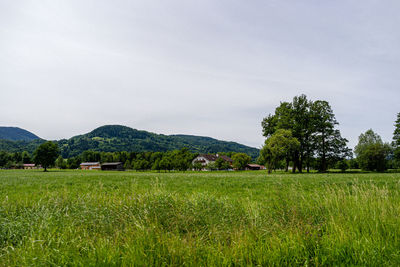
xmin=76 ymin=154 xmax=265 ymax=171
xmin=18 ymin=154 xmax=266 ymax=171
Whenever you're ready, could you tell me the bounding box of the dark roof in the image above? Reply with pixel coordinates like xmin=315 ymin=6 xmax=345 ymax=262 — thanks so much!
xmin=101 ymin=162 xmax=123 ymax=166
xmin=80 ymin=162 xmax=100 ymax=166
xmin=246 ymin=164 xmax=265 ymax=169
xmin=219 ymin=155 xmax=233 ymax=162
xmin=247 ymin=163 xmax=264 ymax=167
xmin=198 ymin=154 xmax=218 ymax=161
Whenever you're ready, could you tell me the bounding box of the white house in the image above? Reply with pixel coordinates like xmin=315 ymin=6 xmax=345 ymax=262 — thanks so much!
xmin=192 ymin=154 xmax=233 ymax=167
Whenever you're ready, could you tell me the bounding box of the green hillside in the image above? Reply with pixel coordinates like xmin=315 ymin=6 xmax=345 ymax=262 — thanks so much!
xmin=0 ymin=125 xmax=259 ymax=158
xmin=0 ymin=127 xmax=40 ymax=141
xmin=58 ymin=125 xmax=259 ymax=158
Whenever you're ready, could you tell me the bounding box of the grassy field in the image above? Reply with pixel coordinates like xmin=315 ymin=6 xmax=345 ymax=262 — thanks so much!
xmin=1 ymin=170 xmax=400 ymax=266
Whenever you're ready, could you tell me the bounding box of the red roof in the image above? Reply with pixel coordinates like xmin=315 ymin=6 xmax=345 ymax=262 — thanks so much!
xmin=23 ymin=164 xmax=35 ymax=167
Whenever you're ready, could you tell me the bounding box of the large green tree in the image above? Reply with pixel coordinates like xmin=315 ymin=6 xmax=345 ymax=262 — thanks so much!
xmin=260 ymin=129 xmax=300 ymax=174
xmin=354 ymin=129 xmax=391 ymax=172
xmin=33 ymin=141 xmax=60 ymax=171
xmin=215 ymin=157 xmax=231 ymax=170
xmin=159 ymin=157 xmax=172 ymax=172
xmin=311 ymin=100 xmax=351 ymax=172
xmin=169 ymin=148 xmax=193 ymax=171
xmin=262 ymin=95 xmax=349 ymax=172
xmin=231 ymin=153 xmax=252 ymax=170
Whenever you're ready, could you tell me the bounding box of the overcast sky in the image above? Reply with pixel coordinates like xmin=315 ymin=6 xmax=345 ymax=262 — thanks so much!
xmin=1 ymin=1 xmax=399 ymax=149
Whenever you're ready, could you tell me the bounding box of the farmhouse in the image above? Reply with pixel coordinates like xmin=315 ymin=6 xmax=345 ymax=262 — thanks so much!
xmin=192 ymin=154 xmax=233 ymax=167
xmin=23 ymin=164 xmax=36 ymax=170
xmin=101 ymin=162 xmax=124 ymax=171
xmin=80 ymin=162 xmax=101 ymax=170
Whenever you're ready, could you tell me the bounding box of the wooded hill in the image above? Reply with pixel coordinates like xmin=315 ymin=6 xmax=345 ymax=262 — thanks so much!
xmin=0 ymin=125 xmax=259 ymax=158
xmin=0 ymin=127 xmax=40 ymax=141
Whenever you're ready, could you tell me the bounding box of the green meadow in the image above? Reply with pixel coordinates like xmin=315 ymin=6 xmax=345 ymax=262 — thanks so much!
xmin=1 ymin=170 xmax=400 ymax=266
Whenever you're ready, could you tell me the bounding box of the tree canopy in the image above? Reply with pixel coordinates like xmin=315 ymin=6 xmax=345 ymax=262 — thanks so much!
xmin=231 ymin=153 xmax=251 ymax=170
xmin=260 ymin=129 xmax=300 ymax=173
xmin=261 ymin=94 xmax=350 ymax=172
xmin=355 ymin=129 xmax=391 ymax=172
xmin=33 ymin=141 xmax=60 ymax=171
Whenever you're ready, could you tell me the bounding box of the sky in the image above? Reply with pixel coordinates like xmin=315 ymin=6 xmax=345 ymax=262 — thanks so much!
xmin=1 ymin=0 xmax=399 ymax=149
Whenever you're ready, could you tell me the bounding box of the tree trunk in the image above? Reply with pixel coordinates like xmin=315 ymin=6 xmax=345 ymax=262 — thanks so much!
xmin=298 ymin=156 xmax=303 ymax=173
xmin=285 ymin=158 xmax=289 ymax=172
xmin=292 ymin=157 xmax=297 ymax=173
xmin=321 ymin=132 xmax=327 ymax=172
xmin=292 ymin=152 xmax=300 ymax=173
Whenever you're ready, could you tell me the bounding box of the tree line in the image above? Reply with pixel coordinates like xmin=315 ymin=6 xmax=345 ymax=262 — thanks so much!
xmin=259 ymin=94 xmax=400 ymax=173
xmin=0 ymin=147 xmax=253 ymax=171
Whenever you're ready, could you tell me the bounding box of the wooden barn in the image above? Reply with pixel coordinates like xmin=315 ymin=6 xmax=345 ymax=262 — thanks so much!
xmin=245 ymin=164 xmax=266 ymax=170
xmin=101 ymin=162 xmax=124 ymax=171
xmin=80 ymin=162 xmax=101 ymax=170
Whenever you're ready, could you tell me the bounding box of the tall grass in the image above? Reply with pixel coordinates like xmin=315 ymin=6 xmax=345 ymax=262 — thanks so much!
xmin=0 ymin=170 xmax=400 ymax=265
